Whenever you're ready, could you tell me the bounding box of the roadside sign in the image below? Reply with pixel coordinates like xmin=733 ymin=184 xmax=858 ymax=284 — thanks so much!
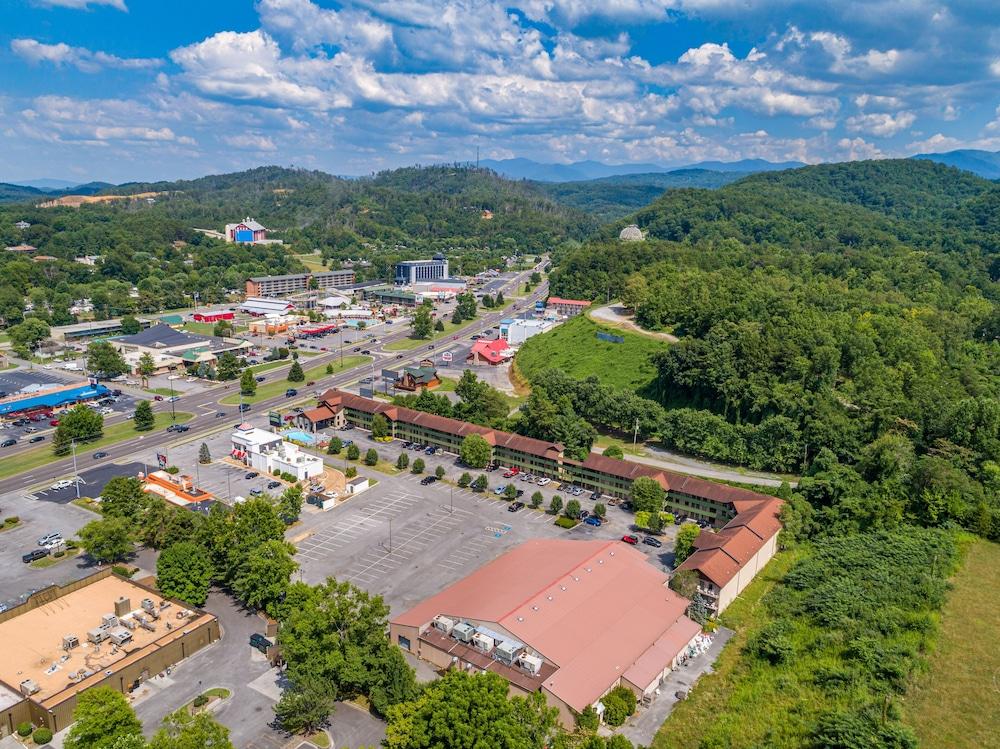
xmin=359 ymin=387 xmax=374 ymax=398
xmin=156 ymin=452 xmax=167 ymax=468
xmin=269 ymin=410 xmax=282 ymax=427
xmin=441 ymin=351 xmax=453 ymax=363
xmin=381 ymin=369 xmax=399 ymax=381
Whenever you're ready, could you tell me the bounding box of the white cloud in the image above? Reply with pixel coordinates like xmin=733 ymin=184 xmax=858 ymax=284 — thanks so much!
xmin=222 ymin=133 xmax=278 ymax=151
xmin=34 ymin=0 xmax=127 ymax=10
xmin=845 ymin=111 xmax=915 ymax=137
xmin=991 ymin=59 xmax=1000 ymax=76
xmin=837 ymin=136 xmax=884 ymax=160
xmin=11 ymin=38 xmax=161 ymax=73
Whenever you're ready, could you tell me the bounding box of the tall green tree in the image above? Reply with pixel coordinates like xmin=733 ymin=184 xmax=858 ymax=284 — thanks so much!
xmin=133 ymin=400 xmax=155 ymax=431
xmin=100 ymin=477 xmax=148 ymax=521
xmin=119 ymin=315 xmax=142 ymax=335
xmin=371 ymin=413 xmax=390 ymax=439
xmin=78 ymin=517 xmax=133 ymax=563
xmin=630 ymin=476 xmax=664 ymax=514
xmin=460 ymin=433 xmax=492 ymax=468
xmin=274 ymin=674 xmax=335 ymax=735
xmin=148 ymin=710 xmax=233 ymax=749
xmin=86 ymin=341 xmax=129 ymax=377
xmin=8 ymin=318 xmax=49 ymax=356
xmin=157 ymin=542 xmax=214 ymax=606
xmin=63 ymin=687 xmax=143 ymax=749
xmin=239 ymin=368 xmax=257 ymax=396
xmin=411 ymin=304 xmax=433 ymax=339
xmin=53 ymin=404 xmax=104 ymax=455
xmin=278 ymin=485 xmax=304 ymax=524
xmin=673 ymin=524 xmax=701 ymax=565
xmin=231 ymin=539 xmax=298 ymax=617
xmin=216 ymin=351 xmax=242 ymax=381
xmin=287 ymin=360 xmax=305 ymax=382
xmin=137 ymin=352 xmax=156 ymax=386
xmin=384 ymin=671 xmax=557 ymax=749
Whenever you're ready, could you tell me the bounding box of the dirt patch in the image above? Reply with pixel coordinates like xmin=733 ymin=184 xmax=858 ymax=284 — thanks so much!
xmin=588 ymin=304 xmax=679 ymax=343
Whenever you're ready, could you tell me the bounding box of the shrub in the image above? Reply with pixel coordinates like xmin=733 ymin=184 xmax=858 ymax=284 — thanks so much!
xmin=346 ymin=443 xmax=360 ymax=461
xmin=576 ymin=705 xmax=599 ymax=733
xmin=281 ymin=471 xmax=296 ymax=482
xmin=396 ymin=453 xmax=409 ymax=470
xmin=458 ymin=472 xmax=472 ymax=488
xmin=530 ymin=491 xmax=543 ymax=508
xmin=548 ymin=495 xmax=563 ymax=515
xmin=471 ymin=474 xmax=488 ymax=491
xmin=411 ymin=458 xmax=425 ymax=474
xmin=555 ymin=517 xmax=578 ymax=529
xmin=53 ymin=550 xmax=65 ymax=558
xmin=32 ymin=727 xmax=52 ymax=744
xmin=273 ymin=469 xmax=281 ymax=476
xmin=602 ymin=685 xmax=637 ymax=726
xmin=593 ymin=502 xmax=606 ymax=518
xmin=165 ymin=466 xmax=179 ymax=475
xmin=112 ymin=565 xmax=133 ymax=578
xmin=746 ymin=621 xmax=795 ymax=665
xmin=345 ymin=466 xmax=358 ymax=479
xmin=365 ymin=448 xmax=378 ymax=466
xmin=5 ymin=516 xmax=19 ymax=526
xmin=17 ymin=722 xmax=32 ymax=737
xmin=193 ymin=694 xmax=209 ymax=708
xmin=326 ymin=436 xmax=342 ymax=455
xmin=435 ymin=465 xmax=445 ymax=479
xmin=65 ymin=540 xmax=78 ymax=550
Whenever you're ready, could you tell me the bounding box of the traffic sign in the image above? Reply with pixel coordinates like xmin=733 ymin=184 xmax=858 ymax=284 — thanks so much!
xmin=441 ymin=351 xmax=453 ymax=363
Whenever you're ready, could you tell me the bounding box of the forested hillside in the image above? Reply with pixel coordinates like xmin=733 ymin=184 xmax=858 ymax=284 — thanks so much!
xmin=541 ymin=158 xmax=999 ymax=540
xmin=532 ymin=169 xmax=743 ymax=222
xmin=0 ymin=165 xmax=591 ymax=324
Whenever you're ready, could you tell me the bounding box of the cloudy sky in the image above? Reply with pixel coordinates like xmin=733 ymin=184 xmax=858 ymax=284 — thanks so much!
xmin=2 ymin=0 xmax=1000 ymax=183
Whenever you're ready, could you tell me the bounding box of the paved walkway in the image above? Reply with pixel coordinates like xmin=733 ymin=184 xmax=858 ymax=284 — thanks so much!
xmin=617 ymin=627 xmax=735 ymax=746
xmin=588 ymin=304 xmax=679 ymax=343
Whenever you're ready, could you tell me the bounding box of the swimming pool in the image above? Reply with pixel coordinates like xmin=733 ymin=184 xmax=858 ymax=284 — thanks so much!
xmin=283 ymin=429 xmax=316 ymax=445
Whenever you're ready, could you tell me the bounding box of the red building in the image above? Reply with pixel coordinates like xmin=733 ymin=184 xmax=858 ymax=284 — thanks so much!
xmin=467 ymin=338 xmax=513 ymax=366
xmin=546 ymin=297 xmax=591 ymax=317
xmin=192 ymin=311 xmax=235 ymax=323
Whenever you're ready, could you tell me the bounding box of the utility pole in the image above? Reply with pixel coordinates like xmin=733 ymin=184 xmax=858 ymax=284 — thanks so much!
xmin=168 ymin=376 xmax=176 ymax=422
xmin=388 ymin=517 xmax=393 ymax=555
xmin=450 ymin=484 xmax=454 ymax=515
xmin=71 ymin=439 xmax=80 ymax=499
xmin=633 ymin=418 xmax=640 ymax=448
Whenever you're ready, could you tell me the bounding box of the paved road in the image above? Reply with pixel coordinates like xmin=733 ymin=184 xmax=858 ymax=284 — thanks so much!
xmin=2 ymin=267 xmax=549 ymax=494
xmin=621 ymin=444 xmax=798 ymax=488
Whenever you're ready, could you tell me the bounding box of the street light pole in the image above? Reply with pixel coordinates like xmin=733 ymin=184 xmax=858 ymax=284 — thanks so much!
xmin=71 ymin=439 xmax=80 ymax=499
xmin=169 ymin=376 xmax=176 ymax=423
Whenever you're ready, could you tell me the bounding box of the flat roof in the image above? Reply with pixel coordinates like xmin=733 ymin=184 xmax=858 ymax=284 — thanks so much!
xmin=0 ymin=575 xmax=214 ymax=707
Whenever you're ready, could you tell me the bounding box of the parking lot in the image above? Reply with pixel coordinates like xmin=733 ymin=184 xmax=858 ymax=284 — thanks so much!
xmin=292 ymin=432 xmax=678 ymax=616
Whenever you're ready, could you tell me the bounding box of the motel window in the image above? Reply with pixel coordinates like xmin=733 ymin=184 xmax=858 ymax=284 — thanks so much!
xmin=398 ymin=635 xmax=411 ymax=651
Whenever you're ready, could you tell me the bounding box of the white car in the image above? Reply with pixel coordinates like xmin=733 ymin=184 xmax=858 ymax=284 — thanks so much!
xmin=37 ymin=532 xmax=62 ymax=546
xmin=43 ymin=364 xmax=53 ymax=370
xmin=49 ymin=479 xmax=73 ymax=490
xmin=537 ymin=477 xmax=551 ymax=486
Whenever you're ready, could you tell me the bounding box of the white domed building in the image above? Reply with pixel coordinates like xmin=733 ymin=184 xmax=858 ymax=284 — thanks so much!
xmin=619 ymin=224 xmax=644 ymax=241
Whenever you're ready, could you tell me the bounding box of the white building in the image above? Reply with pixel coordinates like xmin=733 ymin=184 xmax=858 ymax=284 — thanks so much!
xmin=230 ymin=427 xmax=324 ymax=481
xmin=499 ymin=318 xmax=556 ymax=345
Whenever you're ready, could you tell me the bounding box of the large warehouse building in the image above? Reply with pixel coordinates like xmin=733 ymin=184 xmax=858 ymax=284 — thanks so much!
xmin=390 ymin=539 xmax=702 ymax=726
xmin=0 ymin=571 xmax=218 ymax=735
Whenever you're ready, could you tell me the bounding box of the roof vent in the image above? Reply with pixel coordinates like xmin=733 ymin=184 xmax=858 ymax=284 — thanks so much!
xmin=585 ymin=567 xmax=592 ymax=573
xmin=531 ymin=605 xmax=539 ymax=611
xmin=517 ymin=616 xmax=524 ymax=622
xmin=546 ymin=595 xmax=553 ymax=601
xmin=610 ymin=551 xmax=615 ymax=556
xmin=598 ymin=559 xmax=604 ymax=564
xmin=572 ymin=576 xmax=580 ymax=582
xmin=559 ymin=585 xmax=566 ymax=591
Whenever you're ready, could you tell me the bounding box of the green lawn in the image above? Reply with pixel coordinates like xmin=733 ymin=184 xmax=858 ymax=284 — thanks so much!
xmin=384 ymin=319 xmax=466 ymax=351
xmin=145 ymin=387 xmax=176 ymax=396
xmin=295 ymin=253 xmax=327 ymax=272
xmin=219 ymin=357 xmax=369 ymax=405
xmin=247 ymin=359 xmax=291 ymax=374
xmin=181 ymin=321 xmax=217 ymax=335
xmin=651 ymin=549 xmax=803 ymax=749
xmin=515 ymin=313 xmax=666 ymax=392
xmin=0 ymin=411 xmax=193 ymax=481
xmin=30 ymin=548 xmax=82 ymax=569
xmin=903 ymin=538 xmax=1000 ymax=749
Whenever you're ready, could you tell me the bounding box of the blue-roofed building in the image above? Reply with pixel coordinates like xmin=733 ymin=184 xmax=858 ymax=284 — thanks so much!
xmin=0 ymin=382 xmax=110 ymax=417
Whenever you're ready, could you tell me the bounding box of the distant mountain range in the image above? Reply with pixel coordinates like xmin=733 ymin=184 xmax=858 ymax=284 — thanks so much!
xmin=479 ymin=157 xmax=805 ymax=182
xmin=11 ymin=178 xmax=85 ymax=191
xmin=912 ymin=149 xmax=1000 ymax=180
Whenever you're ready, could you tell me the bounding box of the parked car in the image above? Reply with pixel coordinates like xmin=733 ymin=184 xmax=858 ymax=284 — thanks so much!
xmin=244 ymin=471 xmax=259 ymax=479
xmin=621 ymin=534 xmax=639 ymax=545
xmin=584 ymin=516 xmax=602 ymax=527
xmin=342 ymin=440 xmax=353 ymax=447
xmin=1 ymin=438 xmax=16 ymax=447
xmin=93 ymin=451 xmax=109 ymax=459
xmin=37 ymin=532 xmax=62 ymax=546
xmin=642 ymin=536 xmax=663 ymax=548
xmin=285 ymin=388 xmax=298 ymax=397
xmin=502 ymin=469 xmax=518 ymax=478
xmin=49 ymin=480 xmax=72 ymax=490
xmin=249 ymin=633 xmax=273 ymax=654
xmin=255 ymin=375 xmax=266 ymax=382
xmin=424 ymin=446 xmax=437 ymax=455
xmin=494 ymin=485 xmax=508 ymax=496
xmin=537 ymin=477 xmax=551 ymax=486
xmin=266 ymin=480 xmax=281 ymax=489
xmin=22 ymin=549 xmax=47 ymax=564
xmin=49 ymin=419 xmax=61 ymax=426
xmin=239 ymin=403 xmax=251 ymax=412
xmin=396 ymin=354 xmax=404 ymax=359
xmin=420 ymin=476 xmax=438 ymax=486
xmin=215 ymin=411 xmax=226 ymax=418
xmin=590 ymin=491 xmax=603 ymax=501
xmin=249 ymin=488 xmax=264 ymax=496
xmin=508 ymin=502 xmax=525 ymax=512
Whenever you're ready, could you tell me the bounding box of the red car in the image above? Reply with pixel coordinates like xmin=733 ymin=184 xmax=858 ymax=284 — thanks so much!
xmin=153 ymin=395 xmax=164 ymax=401
xmin=49 ymin=419 xmax=60 ymax=426
xmin=621 ymin=535 xmax=639 ymax=545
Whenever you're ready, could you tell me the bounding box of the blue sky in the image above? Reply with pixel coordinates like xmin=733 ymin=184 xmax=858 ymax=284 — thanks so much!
xmin=2 ymin=0 xmax=1000 ymax=182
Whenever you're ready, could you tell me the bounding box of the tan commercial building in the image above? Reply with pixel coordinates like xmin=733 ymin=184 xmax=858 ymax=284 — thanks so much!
xmin=245 ymin=270 xmax=355 ymax=297
xmin=0 ymin=571 xmax=219 ymax=735
xmin=390 ymin=539 xmax=703 ymax=727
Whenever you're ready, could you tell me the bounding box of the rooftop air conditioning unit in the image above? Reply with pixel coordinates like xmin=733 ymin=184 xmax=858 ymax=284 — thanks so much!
xmin=472 ymin=632 xmax=495 ymax=653
xmin=108 ymin=628 xmax=132 ymax=646
xmin=87 ymin=628 xmax=108 ymax=644
xmin=432 ymin=615 xmax=455 ymax=635
xmin=141 ymin=598 xmax=156 ymax=614
xmin=101 ymin=613 xmax=119 ymax=629
xmin=62 ymin=634 xmax=80 ymax=650
xmin=121 ymin=617 xmax=137 ymax=630
xmin=19 ymin=679 xmax=40 ymax=696
xmin=518 ymin=653 xmax=543 ymax=675
xmin=495 ymin=640 xmax=520 ymax=666
xmin=451 ymin=622 xmax=475 ymax=643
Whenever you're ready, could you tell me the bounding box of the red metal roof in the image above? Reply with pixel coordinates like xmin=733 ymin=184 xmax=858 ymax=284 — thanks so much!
xmin=392 ymin=539 xmax=699 ymax=712
xmin=547 ymin=297 xmax=590 ymax=306
xmin=469 ymin=338 xmax=513 ymax=363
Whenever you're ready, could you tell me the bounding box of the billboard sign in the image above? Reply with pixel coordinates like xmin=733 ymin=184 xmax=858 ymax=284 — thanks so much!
xmin=359 ymin=387 xmax=374 ymax=398
xmin=156 ymin=452 xmax=167 ymax=469
xmin=441 ymin=351 xmax=453 ymax=363
xmin=381 ymin=369 xmax=399 ymax=381
xmin=269 ymin=410 xmax=282 ymax=427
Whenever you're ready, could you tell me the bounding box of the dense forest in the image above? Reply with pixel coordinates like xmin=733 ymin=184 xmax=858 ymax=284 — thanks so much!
xmin=0 ymin=165 xmax=591 ymax=324
xmin=531 ymin=169 xmax=743 ymax=222
xmin=542 ymin=159 xmax=999 ymax=540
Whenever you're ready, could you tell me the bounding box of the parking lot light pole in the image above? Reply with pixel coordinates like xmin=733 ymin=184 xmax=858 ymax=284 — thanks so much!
xmin=388 ymin=517 xmax=392 ymax=555
xmin=169 ymin=377 xmax=176 ymax=422
xmin=450 ymin=484 xmax=454 ymax=514
xmin=71 ymin=439 xmax=80 ymax=499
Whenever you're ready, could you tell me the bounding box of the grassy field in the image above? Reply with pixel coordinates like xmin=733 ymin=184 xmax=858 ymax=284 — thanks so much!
xmin=903 ymin=538 xmax=1000 ymax=749
xmin=651 ymin=549 xmax=803 ymax=749
xmin=181 ymin=321 xmax=217 ymax=335
xmin=0 ymin=411 xmax=193 ymax=481
xmin=219 ymin=357 xmax=369 ymax=405
xmin=246 ymin=359 xmax=291 ymax=374
xmin=145 ymin=387 xmax=175 ymax=396
xmin=295 ymin=253 xmax=327 ymax=272
xmin=515 ymin=314 xmax=666 ymax=392
xmin=384 ymin=319 xmax=466 ymax=351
